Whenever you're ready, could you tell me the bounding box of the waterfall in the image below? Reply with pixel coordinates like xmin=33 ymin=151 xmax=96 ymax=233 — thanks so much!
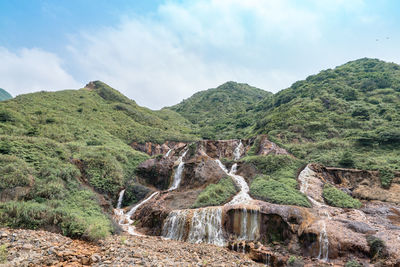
xmin=233 ymin=140 xmax=243 ymax=160
xmin=116 ymin=189 xmax=125 ymax=209
xmin=127 ymin=191 xmax=159 ymax=217
xmin=317 ymin=220 xmax=329 ymax=261
xmin=228 ymin=164 xmax=252 ymax=205
xmin=162 ymin=210 xmax=188 ymax=241
xmin=169 ymin=150 xmax=188 ymax=191
xmin=165 ymin=149 xmax=172 ymax=157
xmin=215 ymin=159 xmax=229 ymax=173
xmin=298 ymin=166 xmax=311 ymax=194
xmin=188 ymin=207 xmax=225 ymax=246
xmin=114 ymin=191 xmax=159 ymax=236
xmin=233 ymin=208 xmax=260 ymax=240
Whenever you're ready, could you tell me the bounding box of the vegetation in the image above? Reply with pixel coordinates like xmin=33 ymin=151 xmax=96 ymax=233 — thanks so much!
xmin=170 ymin=81 xmax=271 ymax=139
xmin=287 ymin=255 xmax=304 ymax=267
xmin=192 ymin=177 xmax=238 ymax=208
xmin=323 ymin=184 xmax=362 ymax=209
xmin=0 ymin=88 xmax=12 ymax=102
xmin=172 ymin=58 xmax=400 ymax=185
xmin=0 ymin=243 xmax=7 ymax=263
xmin=0 ymin=81 xmax=199 ymax=240
xmin=367 ymin=235 xmax=388 ymax=260
xmin=345 ymin=260 xmax=362 ymax=267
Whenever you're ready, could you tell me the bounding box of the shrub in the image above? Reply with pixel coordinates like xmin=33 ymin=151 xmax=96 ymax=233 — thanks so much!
xmin=323 ymin=184 xmax=361 ymax=208
xmin=250 ymin=176 xmax=311 ymax=207
xmin=287 ymin=255 xmax=304 ymax=267
xmin=378 ymin=168 xmax=394 ymax=189
xmin=192 ymin=177 xmax=238 ymax=208
xmin=338 ymin=151 xmax=355 ymax=168
xmin=345 ymin=260 xmax=361 ymax=267
xmin=367 ymin=235 xmax=388 ymax=260
xmin=0 ymin=243 xmax=7 ymax=263
xmin=0 ymin=155 xmax=33 ymax=189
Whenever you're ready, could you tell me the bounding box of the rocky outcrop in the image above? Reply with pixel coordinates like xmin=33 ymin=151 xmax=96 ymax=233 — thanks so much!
xmin=256 ymin=135 xmax=291 ymax=156
xmin=131 ymin=141 xmax=186 ymax=156
xmin=136 ymin=157 xmax=175 ymax=190
xmin=310 ymin=164 xmax=400 ymax=204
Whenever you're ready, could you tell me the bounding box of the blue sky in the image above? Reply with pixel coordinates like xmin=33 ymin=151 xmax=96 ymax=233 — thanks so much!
xmin=1 ymin=0 xmax=399 ymax=109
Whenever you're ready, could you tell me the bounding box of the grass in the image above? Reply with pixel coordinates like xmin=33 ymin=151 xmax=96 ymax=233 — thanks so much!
xmin=192 ymin=177 xmax=238 ymax=208
xmin=323 ymin=184 xmax=362 ymax=209
xmin=0 ymin=243 xmax=7 ymax=263
xmin=250 ymin=176 xmax=311 ymax=207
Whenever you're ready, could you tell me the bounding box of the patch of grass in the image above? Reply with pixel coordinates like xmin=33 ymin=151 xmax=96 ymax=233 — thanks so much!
xmin=192 ymin=177 xmax=238 ymax=208
xmin=0 ymin=243 xmax=7 ymax=263
xmin=250 ymin=176 xmax=311 ymax=207
xmin=345 ymin=260 xmax=362 ymax=267
xmin=323 ymin=184 xmax=362 ymax=209
xmin=367 ymin=235 xmax=388 ymax=260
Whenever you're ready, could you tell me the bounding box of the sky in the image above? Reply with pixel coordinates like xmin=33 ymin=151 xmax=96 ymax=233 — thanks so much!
xmin=0 ymin=0 xmax=400 ymax=109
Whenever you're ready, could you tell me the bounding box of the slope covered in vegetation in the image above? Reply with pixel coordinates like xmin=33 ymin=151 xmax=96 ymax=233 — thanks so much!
xmin=0 ymin=81 xmax=198 ymax=240
xmin=169 ymin=81 xmax=271 ymax=139
xmin=0 ymin=89 xmax=12 ymax=101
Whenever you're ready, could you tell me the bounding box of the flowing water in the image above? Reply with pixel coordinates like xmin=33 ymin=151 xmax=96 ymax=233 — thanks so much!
xmin=165 ymin=149 xmax=172 ymax=157
xmin=235 ymin=208 xmax=260 ymax=240
xmin=187 ymin=207 xmax=225 ymax=246
xmin=116 ymin=189 xmax=125 ymax=209
xmin=162 ymin=207 xmax=226 ymax=246
xmin=228 ymin=164 xmax=252 ymax=205
xmin=169 ymin=150 xmax=188 ymax=191
xmin=162 ymin=210 xmax=189 ymax=241
xmin=115 ymin=191 xmax=159 ymax=236
xmin=318 ymin=219 xmax=329 ymax=261
xmin=233 ymin=140 xmax=243 ymax=160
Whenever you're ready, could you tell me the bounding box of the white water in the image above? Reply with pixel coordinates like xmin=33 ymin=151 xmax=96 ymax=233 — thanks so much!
xmin=318 ymin=220 xmax=329 ymax=261
xmin=228 ymin=164 xmax=252 ymax=205
xmin=165 ymin=149 xmax=172 ymax=157
xmin=238 ymin=208 xmax=260 ymax=240
xmin=169 ymin=150 xmax=188 ymax=191
xmin=162 ymin=207 xmax=226 ymax=246
xmin=162 ymin=210 xmax=188 ymax=241
xmin=116 ymin=191 xmax=159 ymax=235
xmin=116 ymin=189 xmax=125 ymax=209
xmin=233 ymin=140 xmax=243 ymax=160
xmin=188 ymin=207 xmax=225 ymax=246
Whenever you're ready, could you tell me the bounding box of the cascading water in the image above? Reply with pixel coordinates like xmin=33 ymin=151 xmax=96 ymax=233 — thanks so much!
xmin=318 ymin=219 xmax=329 ymax=261
xmin=116 ymin=189 xmax=125 ymax=209
xmin=228 ymin=164 xmax=252 ymax=205
xmin=165 ymin=149 xmax=172 ymax=157
xmin=188 ymin=207 xmax=225 ymax=246
xmin=169 ymin=150 xmax=188 ymax=191
xmin=115 ymin=191 xmax=159 ymax=236
xmin=233 ymin=140 xmax=243 ymax=160
xmin=162 ymin=210 xmax=189 ymax=241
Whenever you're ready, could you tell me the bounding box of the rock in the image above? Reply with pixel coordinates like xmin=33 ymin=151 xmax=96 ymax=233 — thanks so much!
xmin=81 ymin=256 xmax=91 ymax=265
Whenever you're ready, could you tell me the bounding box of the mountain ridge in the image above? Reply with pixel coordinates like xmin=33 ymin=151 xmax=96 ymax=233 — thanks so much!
xmin=0 ymin=88 xmax=12 ymax=101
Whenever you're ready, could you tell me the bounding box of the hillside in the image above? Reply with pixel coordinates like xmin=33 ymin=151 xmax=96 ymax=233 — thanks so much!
xmin=0 ymin=88 xmax=12 ymax=101
xmin=169 ymin=81 xmax=271 ymax=139
xmin=0 ymin=81 xmax=198 ymax=240
xmin=251 ymin=58 xmax=400 ymax=187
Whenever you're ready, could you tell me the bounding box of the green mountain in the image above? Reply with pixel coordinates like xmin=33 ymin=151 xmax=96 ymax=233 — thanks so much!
xmin=169 ymin=81 xmax=271 ymax=139
xmin=171 ymin=58 xmax=400 ymax=187
xmin=0 ymin=88 xmax=12 ymax=101
xmin=0 ymin=81 xmax=198 ymax=240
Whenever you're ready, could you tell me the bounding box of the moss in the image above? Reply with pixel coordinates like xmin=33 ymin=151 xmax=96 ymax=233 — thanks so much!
xmin=323 ymin=184 xmax=362 ymax=209
xmin=192 ymin=177 xmax=238 ymax=208
xmin=250 ymin=176 xmax=311 ymax=207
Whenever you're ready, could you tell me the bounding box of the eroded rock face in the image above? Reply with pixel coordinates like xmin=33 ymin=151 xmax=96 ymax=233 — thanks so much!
xmin=131 ymin=141 xmax=186 ymax=156
xmin=256 ymin=135 xmax=291 ymax=156
xmin=136 ymin=158 xmax=175 ymax=190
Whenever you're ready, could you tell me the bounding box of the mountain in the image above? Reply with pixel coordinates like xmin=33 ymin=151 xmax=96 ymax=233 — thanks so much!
xmin=169 ymin=81 xmax=271 ymax=139
xmin=0 ymin=81 xmax=198 ymax=240
xmin=0 ymin=88 xmax=12 ymax=101
xmin=251 ymin=58 xmax=400 ymax=186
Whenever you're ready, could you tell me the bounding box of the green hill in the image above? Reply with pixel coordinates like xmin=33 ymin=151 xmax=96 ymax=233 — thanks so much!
xmin=0 ymin=81 xmax=198 ymax=240
xmin=169 ymin=81 xmax=271 ymax=139
xmin=0 ymin=88 xmax=12 ymax=101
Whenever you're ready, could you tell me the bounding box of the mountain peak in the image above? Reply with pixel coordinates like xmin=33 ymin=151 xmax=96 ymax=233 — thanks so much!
xmin=0 ymin=88 xmax=12 ymax=101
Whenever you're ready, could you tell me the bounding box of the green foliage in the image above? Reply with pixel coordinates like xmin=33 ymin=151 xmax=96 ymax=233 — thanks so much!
xmin=170 ymin=81 xmax=271 ymax=139
xmin=345 ymin=260 xmax=362 ymax=267
xmin=367 ymin=235 xmax=387 ymax=260
xmin=378 ymin=168 xmax=395 ymax=188
xmin=192 ymin=177 xmax=238 ymax=208
xmin=338 ymin=151 xmax=355 ymax=168
xmin=322 ymin=184 xmax=362 ymax=208
xmin=0 ymin=155 xmax=33 ymax=189
xmin=250 ymin=176 xmax=311 ymax=207
xmin=0 ymin=243 xmax=7 ymax=263
xmin=287 ymin=256 xmax=304 ymax=267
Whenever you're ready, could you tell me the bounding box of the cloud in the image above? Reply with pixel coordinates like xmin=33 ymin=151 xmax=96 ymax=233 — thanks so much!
xmin=0 ymin=47 xmax=80 ymax=96
xmin=66 ymin=0 xmax=322 ymax=109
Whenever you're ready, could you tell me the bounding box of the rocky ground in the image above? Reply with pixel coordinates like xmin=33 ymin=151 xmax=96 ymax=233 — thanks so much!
xmin=0 ymin=228 xmax=264 ymax=267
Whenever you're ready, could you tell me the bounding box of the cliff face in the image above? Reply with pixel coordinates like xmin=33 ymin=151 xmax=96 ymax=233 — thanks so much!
xmin=125 ymin=138 xmax=400 ymax=266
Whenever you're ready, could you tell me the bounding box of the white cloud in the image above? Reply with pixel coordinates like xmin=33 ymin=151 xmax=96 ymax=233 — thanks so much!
xmin=0 ymin=47 xmax=80 ymax=96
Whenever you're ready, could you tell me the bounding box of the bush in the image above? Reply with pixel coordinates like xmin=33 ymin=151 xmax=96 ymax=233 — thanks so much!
xmin=378 ymin=168 xmax=394 ymax=189
xmin=323 ymin=184 xmax=361 ymax=208
xmin=0 ymin=155 xmax=33 ymax=190
xmin=287 ymin=255 xmax=304 ymax=267
xmin=345 ymin=260 xmax=361 ymax=267
xmin=338 ymin=151 xmax=355 ymax=168
xmin=367 ymin=235 xmax=388 ymax=260
xmin=192 ymin=177 xmax=238 ymax=208
xmin=250 ymin=176 xmax=311 ymax=207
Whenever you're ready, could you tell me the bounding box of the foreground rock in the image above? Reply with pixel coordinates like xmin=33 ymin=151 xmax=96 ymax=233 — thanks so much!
xmin=0 ymin=228 xmax=263 ymax=266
